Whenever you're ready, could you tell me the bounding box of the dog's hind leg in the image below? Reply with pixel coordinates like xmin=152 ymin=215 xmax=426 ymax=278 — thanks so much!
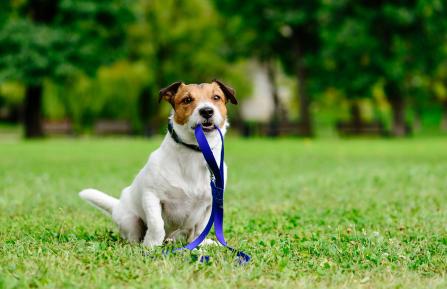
xmin=112 ymin=204 xmax=146 ymax=243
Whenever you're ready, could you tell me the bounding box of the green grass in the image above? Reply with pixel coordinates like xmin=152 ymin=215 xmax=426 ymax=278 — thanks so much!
xmin=1 ymin=137 xmax=447 ymax=289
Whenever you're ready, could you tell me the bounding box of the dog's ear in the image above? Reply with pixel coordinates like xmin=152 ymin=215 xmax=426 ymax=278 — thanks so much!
xmin=213 ymin=79 xmax=238 ymax=105
xmin=159 ymin=81 xmax=183 ymax=105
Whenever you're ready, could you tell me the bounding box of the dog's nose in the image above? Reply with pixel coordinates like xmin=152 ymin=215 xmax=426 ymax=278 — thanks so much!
xmin=199 ymin=107 xmax=214 ymax=119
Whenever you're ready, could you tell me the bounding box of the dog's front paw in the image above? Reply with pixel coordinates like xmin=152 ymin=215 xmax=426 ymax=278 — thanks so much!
xmin=201 ymin=238 xmax=219 ymax=246
xmin=143 ymin=235 xmax=164 ymax=247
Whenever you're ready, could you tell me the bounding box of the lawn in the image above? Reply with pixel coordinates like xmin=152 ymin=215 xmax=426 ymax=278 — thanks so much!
xmin=1 ymin=137 xmax=446 ymax=289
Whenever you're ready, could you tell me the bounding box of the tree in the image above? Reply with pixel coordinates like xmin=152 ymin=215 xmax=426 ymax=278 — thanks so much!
xmin=273 ymin=1 xmax=322 ymax=136
xmin=320 ymin=1 xmax=447 ymax=136
xmin=214 ymin=0 xmax=323 ymax=136
xmin=0 ymin=0 xmax=131 ymax=138
xmin=319 ymin=2 xmax=378 ymax=125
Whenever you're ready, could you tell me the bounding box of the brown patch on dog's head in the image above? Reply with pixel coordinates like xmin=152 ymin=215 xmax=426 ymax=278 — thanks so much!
xmin=159 ymin=81 xmax=184 ymax=106
xmin=212 ymin=79 xmax=238 ymax=105
xmin=159 ymin=80 xmax=238 ymax=127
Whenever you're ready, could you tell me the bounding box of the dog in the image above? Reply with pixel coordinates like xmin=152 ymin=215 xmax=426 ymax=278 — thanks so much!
xmin=79 ymin=80 xmax=237 ymax=247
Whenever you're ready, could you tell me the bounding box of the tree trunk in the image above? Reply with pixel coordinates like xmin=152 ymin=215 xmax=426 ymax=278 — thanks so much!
xmin=413 ymin=107 xmax=422 ymax=132
xmin=388 ymin=94 xmax=407 ymax=137
xmin=266 ymin=60 xmax=281 ymax=137
xmin=138 ymin=87 xmax=151 ymax=135
xmin=296 ymin=65 xmax=312 ymax=136
xmin=385 ymin=82 xmax=408 ymax=137
xmin=138 ymin=86 xmax=163 ymax=136
xmin=441 ymin=101 xmax=447 ymax=132
xmin=350 ymin=101 xmax=362 ymax=133
xmin=24 ymin=84 xmax=44 ymax=138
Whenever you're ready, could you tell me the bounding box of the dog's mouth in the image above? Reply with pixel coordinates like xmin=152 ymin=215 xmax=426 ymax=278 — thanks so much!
xmin=201 ymin=120 xmax=216 ymax=132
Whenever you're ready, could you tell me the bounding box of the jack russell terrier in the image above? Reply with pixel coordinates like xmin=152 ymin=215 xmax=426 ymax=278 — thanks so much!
xmin=79 ymin=80 xmax=237 ymax=247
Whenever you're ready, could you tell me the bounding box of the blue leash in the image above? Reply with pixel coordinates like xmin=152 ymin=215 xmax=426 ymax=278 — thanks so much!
xmin=165 ymin=124 xmax=250 ymax=264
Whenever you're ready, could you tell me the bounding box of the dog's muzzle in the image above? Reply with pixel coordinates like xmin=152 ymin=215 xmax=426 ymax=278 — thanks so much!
xmin=197 ymin=107 xmax=216 ymax=132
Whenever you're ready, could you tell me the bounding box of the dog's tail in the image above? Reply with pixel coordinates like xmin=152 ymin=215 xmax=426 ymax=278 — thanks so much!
xmin=79 ymin=188 xmax=118 ymax=215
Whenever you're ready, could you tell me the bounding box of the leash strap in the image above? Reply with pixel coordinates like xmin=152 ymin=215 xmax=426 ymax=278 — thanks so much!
xmin=168 ymin=125 xmax=250 ymax=264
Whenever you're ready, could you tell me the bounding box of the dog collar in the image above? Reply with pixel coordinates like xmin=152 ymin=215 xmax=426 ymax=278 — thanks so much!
xmin=168 ymin=121 xmax=201 ymax=152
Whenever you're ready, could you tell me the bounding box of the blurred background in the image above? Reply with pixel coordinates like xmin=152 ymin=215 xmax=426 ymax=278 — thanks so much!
xmin=0 ymin=0 xmax=447 ymax=139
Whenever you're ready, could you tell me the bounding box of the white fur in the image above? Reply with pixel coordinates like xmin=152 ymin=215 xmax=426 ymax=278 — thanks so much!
xmin=79 ymin=102 xmax=228 ymax=247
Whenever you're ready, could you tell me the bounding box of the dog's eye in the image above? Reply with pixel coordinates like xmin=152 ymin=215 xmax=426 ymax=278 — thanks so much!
xmin=213 ymin=95 xmax=221 ymax=101
xmin=182 ymin=97 xmax=193 ymax=104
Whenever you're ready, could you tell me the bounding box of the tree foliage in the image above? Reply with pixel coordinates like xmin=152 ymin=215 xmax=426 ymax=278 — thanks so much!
xmin=1 ymin=0 xmax=447 ymax=137
xmin=319 ymin=0 xmax=447 ymax=135
xmin=0 ymin=0 xmax=132 ymax=137
xmin=0 ymin=0 xmax=132 ymax=85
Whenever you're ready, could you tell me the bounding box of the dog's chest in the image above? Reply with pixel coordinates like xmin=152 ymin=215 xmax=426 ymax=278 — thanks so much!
xmin=160 ymin=152 xmax=213 ymax=223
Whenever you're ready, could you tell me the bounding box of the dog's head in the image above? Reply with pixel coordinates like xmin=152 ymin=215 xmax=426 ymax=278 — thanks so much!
xmin=159 ymin=80 xmax=237 ymax=139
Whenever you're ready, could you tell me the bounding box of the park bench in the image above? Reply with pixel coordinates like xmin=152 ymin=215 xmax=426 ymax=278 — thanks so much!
xmin=43 ymin=119 xmax=74 ymax=135
xmin=239 ymin=121 xmax=312 ymax=137
xmin=94 ymin=120 xmax=132 ymax=135
xmin=336 ymin=121 xmax=388 ymax=136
